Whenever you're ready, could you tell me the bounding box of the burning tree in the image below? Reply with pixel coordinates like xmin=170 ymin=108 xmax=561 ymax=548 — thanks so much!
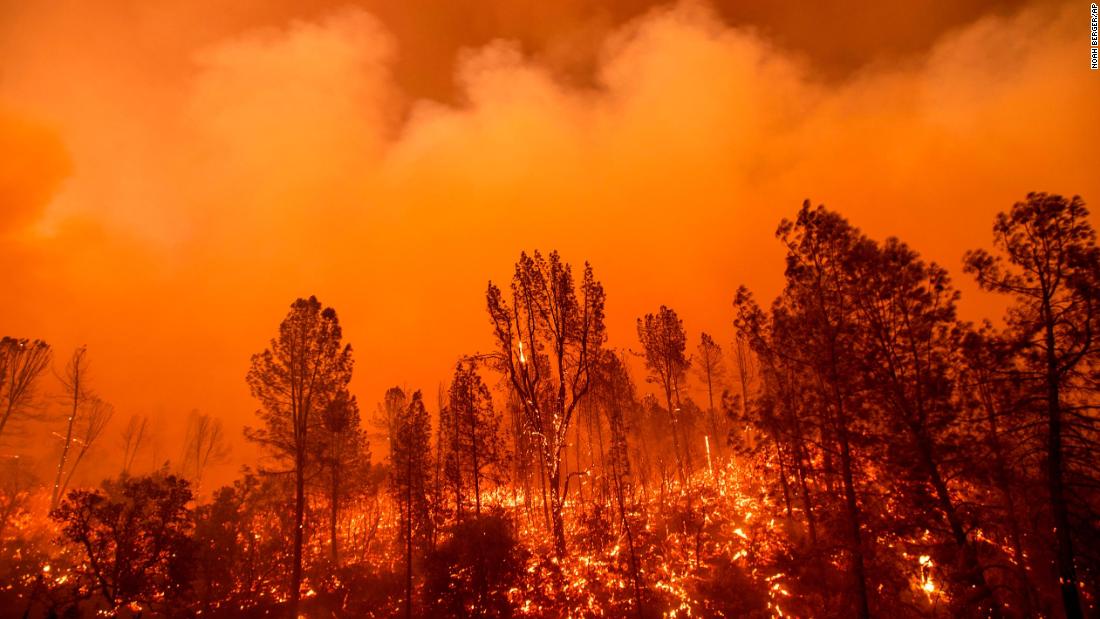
xmin=51 ymin=471 xmax=195 ymax=613
xmin=694 ymin=332 xmax=725 ymax=453
xmin=51 ymin=347 xmax=113 ymax=509
xmin=637 ymin=306 xmax=692 ymax=485
xmin=965 ymin=193 xmax=1100 ymax=619
xmin=7 ymin=194 xmax=1099 ymax=619
xmin=590 ymin=349 xmax=646 ymax=617
xmin=441 ymin=361 xmax=504 ymax=518
xmin=760 ymin=202 xmax=874 ymax=617
xmin=317 ymin=388 xmax=367 ymax=566
xmin=0 ymin=337 xmax=51 ymax=439
xmin=485 ymin=250 xmax=606 ymax=558
xmin=388 ymin=390 xmax=434 ymax=619
xmin=245 ymin=295 xmax=353 ymax=615
xmin=847 ymin=233 xmax=1002 ymax=613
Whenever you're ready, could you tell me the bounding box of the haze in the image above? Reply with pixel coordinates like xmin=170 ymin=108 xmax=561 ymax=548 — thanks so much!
xmin=1 ymin=0 xmax=1097 ymax=482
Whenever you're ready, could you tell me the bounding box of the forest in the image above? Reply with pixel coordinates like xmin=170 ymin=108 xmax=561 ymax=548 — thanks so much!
xmin=0 ymin=192 xmax=1097 ymax=618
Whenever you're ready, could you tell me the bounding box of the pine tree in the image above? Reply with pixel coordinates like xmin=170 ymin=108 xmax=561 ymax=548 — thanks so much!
xmin=389 ymin=390 xmax=433 ymax=619
xmin=245 ymin=296 xmax=353 ymax=614
xmin=637 ymin=306 xmax=692 ymax=485
xmin=443 ymin=361 xmax=504 ymax=518
xmin=965 ymin=193 xmax=1100 ymax=619
xmin=486 ymin=250 xmax=606 ymax=558
xmin=695 ymin=333 xmax=725 ymax=452
xmin=318 ymin=389 xmax=367 ymax=566
xmin=773 ymin=202 xmax=872 ymax=618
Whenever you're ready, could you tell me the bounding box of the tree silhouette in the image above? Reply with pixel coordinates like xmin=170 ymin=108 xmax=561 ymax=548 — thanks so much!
xmin=424 ymin=514 xmax=526 ymax=618
xmin=773 ymin=202 xmax=872 ymax=618
xmin=52 ymin=347 xmax=113 ymax=509
xmin=637 ymin=305 xmax=692 ymax=485
xmin=965 ymin=193 xmax=1100 ymax=619
xmin=486 ymin=250 xmax=606 ymax=558
xmin=51 ymin=471 xmax=195 ymax=612
xmin=180 ymin=411 xmax=230 ymax=491
xmin=318 ymin=388 xmax=367 ymax=565
xmin=0 ymin=337 xmax=51 ymax=439
xmin=388 ymin=389 xmax=433 ymax=619
xmin=118 ymin=414 xmax=149 ymax=475
xmin=442 ymin=361 xmax=504 ymax=518
xmin=848 ymin=233 xmax=1001 ymax=613
xmin=695 ymin=332 xmax=725 ymax=454
xmin=245 ymin=295 xmax=353 ymax=616
xmin=591 ymin=349 xmax=646 ymax=618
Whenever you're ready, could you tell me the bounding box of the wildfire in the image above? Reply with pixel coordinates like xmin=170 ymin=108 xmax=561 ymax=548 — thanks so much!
xmin=5 ymin=416 xmax=1073 ymax=618
xmin=915 ymin=554 xmax=939 ymax=600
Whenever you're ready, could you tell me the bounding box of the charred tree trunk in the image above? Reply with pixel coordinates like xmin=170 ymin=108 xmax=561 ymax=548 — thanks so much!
xmin=405 ymin=448 xmax=414 ymax=619
xmin=792 ymin=446 xmax=817 ymax=546
xmin=470 ymin=399 xmax=482 ymax=517
xmin=548 ymin=449 xmax=567 ymax=557
xmin=290 ymin=447 xmax=305 ymax=618
xmin=1043 ymin=303 xmax=1083 ymax=619
xmin=664 ymin=385 xmax=686 ymax=487
xmin=836 ymin=421 xmax=871 ymax=619
xmin=330 ymin=458 xmax=340 ymax=566
xmin=774 ymin=441 xmax=794 ymax=520
xmin=979 ymin=381 xmax=1037 ymax=614
xmin=51 ymin=400 xmax=78 ymax=509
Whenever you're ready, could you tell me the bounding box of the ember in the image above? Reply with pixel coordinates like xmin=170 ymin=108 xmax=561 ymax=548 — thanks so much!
xmin=0 ymin=3 xmax=1096 ymax=615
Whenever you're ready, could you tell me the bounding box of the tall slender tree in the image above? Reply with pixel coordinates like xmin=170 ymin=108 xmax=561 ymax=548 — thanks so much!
xmin=443 ymin=361 xmax=504 ymax=518
xmin=181 ymin=411 xmax=230 ymax=491
xmin=732 ymin=335 xmax=756 ymax=449
xmin=592 ymin=349 xmax=645 ymax=618
xmin=774 ymin=201 xmax=872 ymax=619
xmin=695 ymin=332 xmax=725 ymax=453
xmin=245 ymin=296 xmax=353 ymax=616
xmin=389 ymin=390 xmax=433 ymax=619
xmin=486 ymin=250 xmax=606 ymax=558
xmin=318 ymin=389 xmax=366 ymax=566
xmin=118 ymin=414 xmax=149 ymax=475
xmin=849 ymin=235 xmax=1002 ymax=614
xmin=637 ymin=306 xmax=692 ymax=485
xmin=377 ymin=386 xmax=408 ymax=458
xmin=52 ymin=347 xmax=112 ymax=509
xmin=965 ymin=193 xmax=1100 ymax=619
xmin=734 ymin=288 xmax=818 ymax=544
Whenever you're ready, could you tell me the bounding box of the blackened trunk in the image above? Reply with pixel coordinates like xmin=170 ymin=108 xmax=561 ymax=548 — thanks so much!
xmin=792 ymin=446 xmax=817 ymax=545
xmin=471 ymin=404 xmax=482 ymax=517
xmin=51 ymin=376 xmax=80 ymax=510
xmin=911 ymin=428 xmax=1001 ymax=615
xmin=665 ymin=387 xmax=686 ymax=487
xmin=1044 ymin=313 xmax=1083 ymax=619
xmin=774 ymin=442 xmax=794 ymax=520
xmin=290 ymin=452 xmax=304 ymax=618
xmin=331 ymin=462 xmax=340 ymax=565
xmin=405 ymin=450 xmax=414 ymax=619
xmin=837 ymin=426 xmax=871 ymax=619
xmin=549 ymin=455 xmax=567 ymax=558
xmin=981 ymin=384 xmax=1037 ymax=614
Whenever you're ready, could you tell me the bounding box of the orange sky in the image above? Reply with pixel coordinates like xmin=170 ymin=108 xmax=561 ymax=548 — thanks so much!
xmin=1 ymin=0 xmax=1098 ymax=483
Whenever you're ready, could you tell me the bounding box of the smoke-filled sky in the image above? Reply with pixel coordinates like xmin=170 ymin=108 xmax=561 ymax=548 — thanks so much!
xmin=1 ymin=0 xmax=1097 ymax=477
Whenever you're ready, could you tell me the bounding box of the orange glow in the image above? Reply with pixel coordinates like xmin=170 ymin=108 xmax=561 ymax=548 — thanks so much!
xmin=0 ymin=0 xmax=1097 ymax=489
